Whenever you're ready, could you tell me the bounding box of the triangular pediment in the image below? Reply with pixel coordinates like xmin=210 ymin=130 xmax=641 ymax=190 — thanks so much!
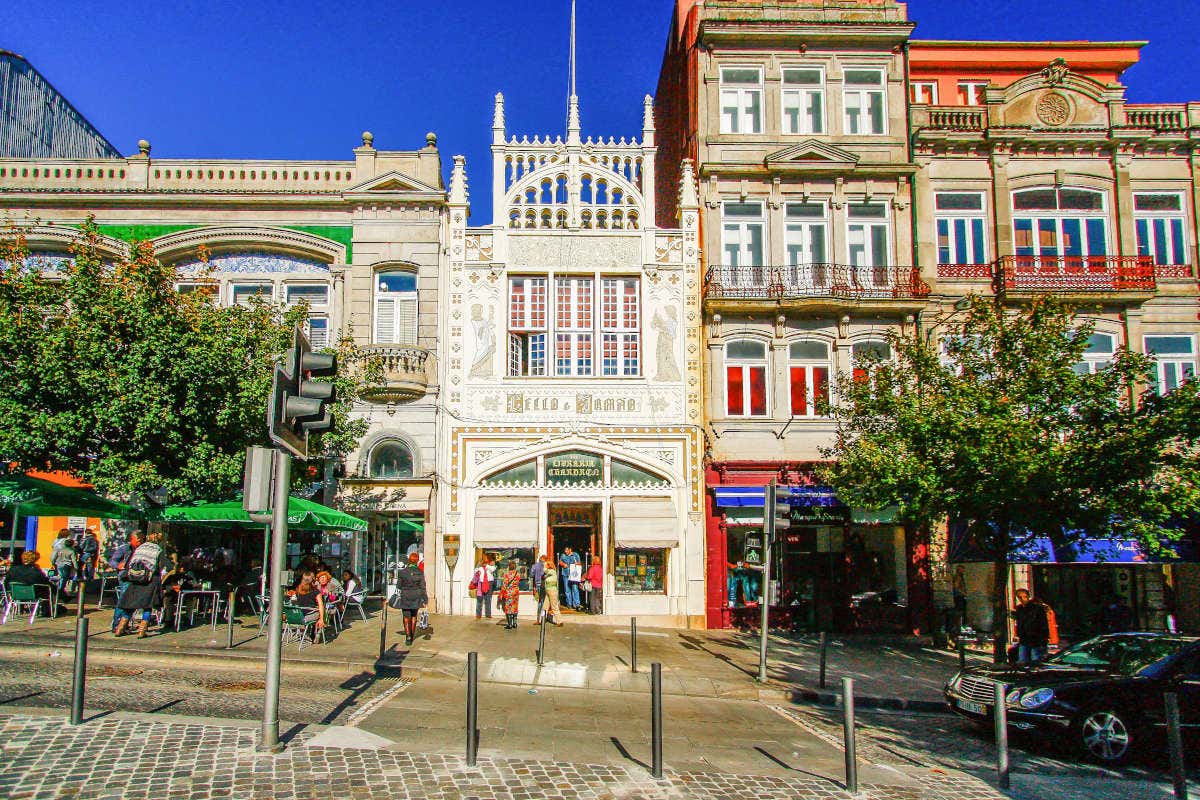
xmin=765 ymin=140 xmax=860 ymax=168
xmin=346 ymin=170 xmax=441 ymax=195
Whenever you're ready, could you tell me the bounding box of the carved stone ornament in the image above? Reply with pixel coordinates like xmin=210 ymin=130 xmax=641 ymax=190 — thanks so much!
xmin=1036 ymin=92 xmax=1072 ymax=127
xmin=1041 ymin=57 xmax=1070 ymax=87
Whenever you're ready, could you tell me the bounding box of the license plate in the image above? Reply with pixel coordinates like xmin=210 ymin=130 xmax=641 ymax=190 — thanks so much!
xmin=957 ymin=698 xmax=987 ymax=715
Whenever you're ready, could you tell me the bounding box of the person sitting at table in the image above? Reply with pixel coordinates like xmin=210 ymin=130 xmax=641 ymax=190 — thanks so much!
xmin=287 ymin=570 xmax=326 ymax=636
xmin=5 ymin=551 xmax=52 ymax=595
xmin=316 ymin=570 xmax=343 ymax=600
xmin=160 ymin=557 xmax=193 ymax=632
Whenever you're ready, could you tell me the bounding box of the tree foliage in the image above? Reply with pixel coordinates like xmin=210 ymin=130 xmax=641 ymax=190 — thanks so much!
xmin=0 ymin=218 xmax=368 ymax=503
xmin=820 ymin=295 xmax=1200 ymax=655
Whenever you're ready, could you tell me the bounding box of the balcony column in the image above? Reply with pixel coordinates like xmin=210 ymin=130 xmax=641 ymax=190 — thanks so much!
xmin=989 ymin=151 xmax=1013 ymax=260
xmin=771 ymin=340 xmax=789 ymax=422
xmin=1111 ymin=151 xmax=1136 ymax=256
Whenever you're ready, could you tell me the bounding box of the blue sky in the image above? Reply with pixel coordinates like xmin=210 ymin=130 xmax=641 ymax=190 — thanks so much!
xmin=4 ymin=0 xmax=1196 ymax=223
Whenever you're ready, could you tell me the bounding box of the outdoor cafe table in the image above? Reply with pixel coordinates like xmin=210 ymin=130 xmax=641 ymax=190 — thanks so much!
xmin=175 ymin=588 xmax=221 ymax=631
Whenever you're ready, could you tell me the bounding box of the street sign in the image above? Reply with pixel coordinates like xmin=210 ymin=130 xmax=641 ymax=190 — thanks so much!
xmin=443 ymin=534 xmax=461 ymax=571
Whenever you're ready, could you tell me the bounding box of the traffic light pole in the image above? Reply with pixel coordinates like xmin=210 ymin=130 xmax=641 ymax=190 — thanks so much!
xmin=757 ymin=480 xmax=775 ymax=684
xmin=259 ymin=449 xmax=291 ymax=752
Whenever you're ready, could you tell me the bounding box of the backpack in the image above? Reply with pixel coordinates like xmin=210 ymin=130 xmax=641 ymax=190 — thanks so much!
xmin=124 ymin=561 xmax=153 ymax=585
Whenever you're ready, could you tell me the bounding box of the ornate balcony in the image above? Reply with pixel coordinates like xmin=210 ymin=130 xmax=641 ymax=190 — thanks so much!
xmin=356 ymin=345 xmax=432 ymax=404
xmin=704 ymin=264 xmax=930 ymax=307
xmin=996 ymin=255 xmax=1156 ymax=293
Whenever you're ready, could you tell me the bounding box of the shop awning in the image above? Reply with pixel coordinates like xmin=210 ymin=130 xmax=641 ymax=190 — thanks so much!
xmin=947 ymin=519 xmax=1197 ymax=564
xmin=712 ymin=485 xmax=844 ymax=508
xmin=611 ymin=497 xmax=679 ymax=548
xmin=153 ymin=497 xmax=366 ymax=532
xmin=0 ymin=473 xmax=141 ymax=520
xmin=473 ymin=496 xmax=539 ymax=548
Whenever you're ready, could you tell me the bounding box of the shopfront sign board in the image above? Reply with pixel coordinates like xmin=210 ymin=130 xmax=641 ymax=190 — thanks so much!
xmin=443 ymin=534 xmax=461 ymax=571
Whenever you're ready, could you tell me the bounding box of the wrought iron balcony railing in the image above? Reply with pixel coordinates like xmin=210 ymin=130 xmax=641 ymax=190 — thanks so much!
xmin=704 ymin=263 xmax=931 ymax=301
xmin=996 ymin=255 xmax=1156 ymax=292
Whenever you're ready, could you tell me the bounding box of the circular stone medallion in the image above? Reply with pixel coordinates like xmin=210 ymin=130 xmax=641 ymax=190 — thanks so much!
xmin=1036 ymin=92 xmax=1072 ymax=126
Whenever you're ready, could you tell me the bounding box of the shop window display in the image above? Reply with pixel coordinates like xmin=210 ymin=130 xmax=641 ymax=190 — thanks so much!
xmin=478 ymin=547 xmax=535 ymax=591
xmin=614 ymin=549 xmax=665 ymax=593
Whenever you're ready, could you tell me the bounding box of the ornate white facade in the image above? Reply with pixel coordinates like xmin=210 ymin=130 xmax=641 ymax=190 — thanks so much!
xmin=433 ymin=93 xmax=706 ymax=624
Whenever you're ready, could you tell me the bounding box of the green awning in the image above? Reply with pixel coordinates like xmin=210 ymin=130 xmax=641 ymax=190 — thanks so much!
xmin=153 ymin=497 xmax=366 ymax=532
xmin=852 ymin=506 xmax=900 ymax=525
xmin=0 ymin=473 xmax=141 ymax=520
xmin=392 ymin=516 xmax=424 ymax=533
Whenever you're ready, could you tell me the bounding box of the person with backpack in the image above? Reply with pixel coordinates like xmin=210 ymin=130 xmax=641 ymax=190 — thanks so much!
xmin=50 ymin=529 xmax=78 ymax=602
xmin=114 ymin=532 xmax=167 ymax=638
xmin=471 ymin=555 xmax=496 ymax=620
xmin=107 ymin=533 xmax=140 ymax=632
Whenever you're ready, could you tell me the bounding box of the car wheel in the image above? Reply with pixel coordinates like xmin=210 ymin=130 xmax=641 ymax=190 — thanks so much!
xmin=1075 ymin=707 xmax=1135 ymax=764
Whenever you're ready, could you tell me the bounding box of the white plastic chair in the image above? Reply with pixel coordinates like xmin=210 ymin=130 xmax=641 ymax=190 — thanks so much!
xmin=344 ymin=584 xmax=368 ymax=621
xmin=2 ymin=583 xmax=44 ymax=625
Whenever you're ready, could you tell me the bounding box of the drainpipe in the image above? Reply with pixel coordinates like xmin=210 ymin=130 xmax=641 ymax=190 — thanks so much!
xmin=903 ymin=42 xmax=922 ymax=292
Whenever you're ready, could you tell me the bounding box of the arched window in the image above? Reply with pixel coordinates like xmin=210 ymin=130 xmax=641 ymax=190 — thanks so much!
xmin=369 ymin=440 xmax=414 ymax=479
xmin=1075 ymin=332 xmax=1116 ymax=375
xmin=789 ymin=340 xmax=832 ymax=417
xmin=852 ymin=339 xmax=891 ymax=382
xmin=1013 ymin=187 xmax=1108 ymax=264
xmin=725 ymin=339 xmax=768 ymax=417
xmin=374 ymin=270 xmax=418 ymax=346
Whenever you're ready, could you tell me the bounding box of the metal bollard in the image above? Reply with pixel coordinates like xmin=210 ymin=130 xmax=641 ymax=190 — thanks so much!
xmin=537 ymin=614 xmax=547 ymax=666
xmin=379 ymin=594 xmax=389 ymax=660
xmin=1166 ymin=692 xmax=1189 ymax=800
xmin=842 ymin=677 xmax=857 ymax=795
xmin=650 ymin=662 xmax=663 ymax=779
xmin=69 ymin=616 xmax=88 ymax=725
xmin=994 ymin=682 xmax=1010 ymax=790
xmin=819 ymin=631 xmax=828 ymax=689
xmin=631 ymin=617 xmax=638 ymax=674
xmin=958 ymin=637 xmax=967 ymax=671
xmin=226 ymin=590 xmax=237 ymax=650
xmin=466 ymin=651 xmax=478 ymax=766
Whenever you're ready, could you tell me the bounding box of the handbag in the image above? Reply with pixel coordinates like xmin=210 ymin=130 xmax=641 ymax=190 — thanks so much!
xmin=580 ymin=580 xmax=593 ymax=592
xmin=417 ymin=609 xmax=430 ymax=630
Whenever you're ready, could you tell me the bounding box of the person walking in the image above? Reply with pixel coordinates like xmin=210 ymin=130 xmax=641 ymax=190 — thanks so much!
xmin=395 ymin=552 xmax=428 ymax=645
xmin=585 ymin=559 xmax=603 ymax=615
xmin=498 ymin=561 xmax=521 ymax=629
xmin=471 ymin=555 xmax=496 ymax=620
xmin=558 ymin=547 xmax=582 ymax=611
xmin=1013 ymin=588 xmax=1050 ymax=664
xmin=538 ymin=558 xmax=563 ymax=627
xmin=114 ymin=532 xmax=166 ymax=638
xmin=50 ymin=529 xmax=77 ymax=603
xmin=78 ymin=528 xmax=100 ymax=583
xmin=530 ymin=555 xmax=546 ymax=622
xmin=107 ymin=533 xmax=140 ymax=632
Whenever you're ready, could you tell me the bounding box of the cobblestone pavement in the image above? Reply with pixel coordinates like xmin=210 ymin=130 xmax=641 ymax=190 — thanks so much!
xmin=0 ymin=712 xmax=1005 ymax=800
xmin=0 ymin=651 xmax=401 ymax=725
xmin=774 ymin=705 xmax=1200 ymax=800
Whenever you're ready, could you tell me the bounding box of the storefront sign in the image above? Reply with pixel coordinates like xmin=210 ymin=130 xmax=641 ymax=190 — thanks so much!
xmin=792 ymin=506 xmax=848 ymax=525
xmin=549 ymin=505 xmax=598 ymax=527
xmin=545 ymin=451 xmax=603 ymax=486
xmin=443 ymin=534 xmax=461 ymax=570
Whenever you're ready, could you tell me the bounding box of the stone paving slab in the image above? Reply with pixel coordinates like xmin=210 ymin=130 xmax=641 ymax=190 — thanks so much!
xmin=0 ymin=711 xmax=1007 ymax=800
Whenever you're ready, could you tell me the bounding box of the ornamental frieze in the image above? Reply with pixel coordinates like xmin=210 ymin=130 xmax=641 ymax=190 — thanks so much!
xmin=508 ymin=233 xmax=641 ymax=270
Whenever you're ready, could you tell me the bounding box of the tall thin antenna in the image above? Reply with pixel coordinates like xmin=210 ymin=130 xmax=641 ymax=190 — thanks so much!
xmin=569 ymin=0 xmax=577 ymax=98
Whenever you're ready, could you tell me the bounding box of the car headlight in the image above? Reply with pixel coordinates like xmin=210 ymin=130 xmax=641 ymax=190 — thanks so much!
xmin=1019 ymin=688 xmax=1055 ymax=709
xmin=1006 ymin=688 xmax=1022 ymax=706
xmin=947 ymin=674 xmax=962 ymax=692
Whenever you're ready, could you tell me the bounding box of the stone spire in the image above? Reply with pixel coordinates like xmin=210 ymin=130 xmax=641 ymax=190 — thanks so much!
xmin=492 ymin=93 xmax=506 ymax=146
xmin=567 ymin=94 xmax=581 ymax=146
xmin=678 ymin=158 xmax=699 ymax=211
xmin=449 ymin=155 xmax=468 ymax=207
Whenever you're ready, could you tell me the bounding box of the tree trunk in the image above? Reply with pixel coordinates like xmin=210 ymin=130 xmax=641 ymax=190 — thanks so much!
xmin=991 ymin=556 xmax=1010 ymax=664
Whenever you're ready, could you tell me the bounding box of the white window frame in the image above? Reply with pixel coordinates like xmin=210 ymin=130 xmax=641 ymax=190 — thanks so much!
xmin=374 ymin=270 xmax=419 ymax=346
xmin=601 ymin=276 xmax=640 ymax=377
xmin=910 ymin=81 xmax=938 ymax=105
xmin=958 ymin=81 xmax=988 ymax=106
xmin=1075 ymin=331 xmax=1116 ymax=375
xmin=1144 ymin=334 xmax=1196 ymax=395
xmin=1134 ymin=192 xmax=1189 ymax=267
xmin=230 ymin=282 xmax=272 ymax=307
xmin=846 ymin=203 xmax=892 ymax=268
xmin=306 ymin=315 xmax=330 ymax=349
xmin=781 ymin=66 xmax=825 ymax=135
xmin=721 ymin=201 xmax=766 ymax=275
xmin=788 ymin=339 xmax=833 ymax=418
xmin=554 ymin=276 xmax=594 ymax=377
xmin=719 ymin=66 xmax=763 ymax=135
xmin=725 ymin=339 xmax=769 ymax=418
xmin=1012 ymin=187 xmax=1110 ymax=264
xmin=284 ymin=282 xmax=330 ymax=308
xmin=934 ymin=192 xmax=989 ymax=265
xmin=175 ymin=281 xmax=218 ymax=298
xmin=508 ymin=276 xmax=548 ymax=377
xmin=843 ymin=67 xmax=887 ymax=135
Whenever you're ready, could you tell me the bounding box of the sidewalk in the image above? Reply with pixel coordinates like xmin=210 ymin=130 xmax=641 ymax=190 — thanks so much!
xmin=0 ymin=605 xmax=977 ymax=709
xmin=0 ymin=710 xmax=1008 ymax=800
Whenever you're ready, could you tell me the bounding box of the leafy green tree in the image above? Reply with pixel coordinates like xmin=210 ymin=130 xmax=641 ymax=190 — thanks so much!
xmin=820 ymin=295 xmax=1199 ymax=661
xmin=0 ymin=218 xmax=368 ymax=504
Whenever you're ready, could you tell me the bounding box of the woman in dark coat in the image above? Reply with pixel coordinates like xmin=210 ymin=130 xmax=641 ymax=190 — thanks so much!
xmin=115 ymin=532 xmax=167 ymax=638
xmin=395 ymin=552 xmax=427 ymax=645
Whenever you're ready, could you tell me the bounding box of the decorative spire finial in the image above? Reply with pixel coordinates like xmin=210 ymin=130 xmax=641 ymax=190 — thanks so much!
xmin=643 ymin=95 xmax=655 ymax=132
xmin=678 ymin=158 xmax=699 ymax=210
xmin=449 ymin=155 xmax=468 ymax=206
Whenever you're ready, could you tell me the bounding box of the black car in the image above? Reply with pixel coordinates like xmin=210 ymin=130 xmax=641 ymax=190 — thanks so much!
xmin=945 ymin=633 xmax=1200 ymax=764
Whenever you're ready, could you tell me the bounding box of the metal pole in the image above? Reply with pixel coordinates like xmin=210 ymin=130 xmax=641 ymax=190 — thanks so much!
xmin=9 ymin=507 xmax=18 ymax=561
xmin=537 ymin=611 xmax=547 ymax=666
xmin=259 ymin=523 xmax=270 ymax=599
xmin=958 ymin=637 xmax=967 ymax=671
xmin=466 ymin=651 xmax=478 ymax=766
xmin=69 ymin=616 xmax=88 ymax=725
xmin=259 ymin=450 xmax=290 ymax=753
xmin=631 ymin=617 xmax=638 ymax=673
xmin=651 ymin=662 xmax=663 ymax=779
xmin=226 ymin=590 xmax=237 ymax=650
xmin=1166 ymin=692 xmax=1189 ymax=800
xmin=757 ymin=481 xmax=775 ymax=683
xmin=379 ymin=590 xmax=389 ymax=659
xmin=842 ymin=676 xmax=857 ymax=795
xmin=994 ymin=682 xmax=1010 ymax=790
xmin=819 ymin=631 xmax=828 ymax=689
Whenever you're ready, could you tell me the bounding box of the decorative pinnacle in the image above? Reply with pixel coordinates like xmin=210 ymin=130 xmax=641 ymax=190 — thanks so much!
xmin=449 ymin=155 xmax=468 ymax=206
xmin=425 ymin=132 xmax=438 ymax=148
xmin=643 ymin=95 xmax=655 ymax=131
xmin=678 ymin=158 xmax=699 ymax=209
xmin=136 ymin=139 xmax=151 ymax=156
xmin=493 ymin=92 xmax=505 ymax=130
xmin=567 ymin=93 xmax=581 ymax=135
xmin=361 ymin=131 xmax=374 ymax=148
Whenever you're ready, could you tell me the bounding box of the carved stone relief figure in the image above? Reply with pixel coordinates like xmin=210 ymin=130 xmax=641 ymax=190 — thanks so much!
xmin=469 ymin=303 xmax=496 ymax=379
xmin=652 ymin=306 xmax=680 ymax=382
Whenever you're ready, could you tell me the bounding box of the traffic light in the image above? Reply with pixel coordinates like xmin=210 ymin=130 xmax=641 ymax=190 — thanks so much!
xmin=773 ymin=485 xmax=792 ymax=533
xmin=268 ymin=326 xmax=337 ymax=458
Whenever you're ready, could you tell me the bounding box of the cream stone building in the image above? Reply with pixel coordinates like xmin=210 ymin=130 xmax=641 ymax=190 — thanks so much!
xmin=432 ymin=93 xmax=706 ymax=624
xmin=0 ymin=133 xmax=447 ymax=588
